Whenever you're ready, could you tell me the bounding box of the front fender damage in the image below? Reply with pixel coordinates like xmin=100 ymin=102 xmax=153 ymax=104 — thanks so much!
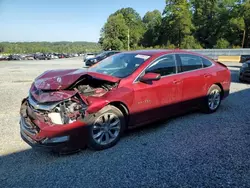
xmin=85 ymin=97 xmax=109 ymax=114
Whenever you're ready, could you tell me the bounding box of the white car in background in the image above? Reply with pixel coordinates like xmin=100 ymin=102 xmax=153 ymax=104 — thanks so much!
xmin=83 ymin=53 xmax=95 ymax=62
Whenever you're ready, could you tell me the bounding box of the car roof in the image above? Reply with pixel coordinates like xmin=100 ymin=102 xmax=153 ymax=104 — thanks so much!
xmin=105 ymin=50 xmax=120 ymax=53
xmin=130 ymin=49 xmax=171 ymax=56
xmin=122 ymin=49 xmax=208 ymax=57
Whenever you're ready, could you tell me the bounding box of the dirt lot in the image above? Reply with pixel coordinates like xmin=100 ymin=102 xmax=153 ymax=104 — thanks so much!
xmin=0 ymin=58 xmax=250 ymax=188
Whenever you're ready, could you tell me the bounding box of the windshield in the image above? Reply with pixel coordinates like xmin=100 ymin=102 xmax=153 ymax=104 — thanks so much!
xmin=88 ymin=53 xmax=151 ymax=78
xmin=96 ymin=52 xmax=108 ymax=58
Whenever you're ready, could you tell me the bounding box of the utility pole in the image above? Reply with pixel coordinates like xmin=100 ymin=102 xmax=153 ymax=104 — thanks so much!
xmin=127 ymin=28 xmax=130 ymax=51
xmin=242 ymin=30 xmax=246 ymax=48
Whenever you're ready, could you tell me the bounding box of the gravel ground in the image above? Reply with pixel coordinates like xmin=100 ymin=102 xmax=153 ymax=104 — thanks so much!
xmin=0 ymin=58 xmax=249 ymax=188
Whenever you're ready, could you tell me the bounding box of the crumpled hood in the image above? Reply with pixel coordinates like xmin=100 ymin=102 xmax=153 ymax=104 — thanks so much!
xmin=34 ymin=69 xmax=120 ymax=90
xmin=30 ymin=90 xmax=79 ymax=103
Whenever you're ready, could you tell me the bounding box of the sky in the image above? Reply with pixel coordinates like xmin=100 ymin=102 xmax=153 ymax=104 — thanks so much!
xmin=0 ymin=0 xmax=165 ymax=42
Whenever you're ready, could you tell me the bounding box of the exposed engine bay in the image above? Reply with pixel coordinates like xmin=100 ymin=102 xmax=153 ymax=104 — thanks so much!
xmin=47 ymin=97 xmax=84 ymax=125
xmin=23 ymin=75 xmax=118 ymax=127
xmin=21 ymin=95 xmax=86 ymax=128
xmin=68 ymin=75 xmax=118 ymax=97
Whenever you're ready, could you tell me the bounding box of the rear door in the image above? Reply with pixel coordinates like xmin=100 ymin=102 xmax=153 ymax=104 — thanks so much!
xmin=176 ymin=53 xmax=207 ymax=109
xmin=131 ymin=54 xmax=183 ymax=125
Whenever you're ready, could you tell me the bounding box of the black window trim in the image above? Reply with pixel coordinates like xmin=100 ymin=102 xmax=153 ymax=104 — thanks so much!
xmin=176 ymin=53 xmax=214 ymax=71
xmin=202 ymin=57 xmax=213 ymax=68
xmin=133 ymin=52 xmax=215 ymax=84
xmin=176 ymin=53 xmax=204 ymax=73
xmin=134 ymin=54 xmax=178 ymax=83
xmin=146 ymin=56 xmax=178 ymax=75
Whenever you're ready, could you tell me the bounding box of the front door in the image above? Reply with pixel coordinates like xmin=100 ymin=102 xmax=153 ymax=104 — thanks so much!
xmin=130 ymin=54 xmax=183 ymax=126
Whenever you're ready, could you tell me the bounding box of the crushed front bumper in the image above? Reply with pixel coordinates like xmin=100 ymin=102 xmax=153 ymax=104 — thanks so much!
xmin=20 ymin=98 xmax=90 ymax=152
xmin=20 ymin=117 xmax=70 ymax=151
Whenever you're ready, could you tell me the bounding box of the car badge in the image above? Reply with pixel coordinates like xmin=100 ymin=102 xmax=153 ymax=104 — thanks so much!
xmin=57 ymin=77 xmax=62 ymax=83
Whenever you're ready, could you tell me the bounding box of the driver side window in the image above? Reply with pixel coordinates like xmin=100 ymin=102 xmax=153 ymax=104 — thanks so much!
xmin=145 ymin=55 xmax=177 ymax=76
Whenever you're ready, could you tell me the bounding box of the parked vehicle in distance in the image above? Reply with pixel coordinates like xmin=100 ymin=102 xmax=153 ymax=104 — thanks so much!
xmin=83 ymin=53 xmax=96 ymax=63
xmin=239 ymin=60 xmax=250 ymax=83
xmin=1 ymin=52 xmax=81 ymax=61
xmin=34 ymin=53 xmax=51 ymax=60
xmin=8 ymin=55 xmax=23 ymax=61
xmin=240 ymin=55 xmax=250 ymax=63
xmin=85 ymin=51 xmax=120 ymax=67
xmin=25 ymin=55 xmax=35 ymax=60
xmin=0 ymin=55 xmax=8 ymax=61
xmin=20 ymin=50 xmax=231 ymax=153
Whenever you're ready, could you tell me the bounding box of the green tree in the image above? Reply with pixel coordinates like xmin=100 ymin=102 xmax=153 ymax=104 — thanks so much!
xmin=0 ymin=42 xmax=101 ymax=54
xmin=112 ymin=8 xmax=145 ymax=49
xmin=240 ymin=0 xmax=250 ymax=47
xmin=180 ymin=36 xmax=203 ymax=49
xmin=162 ymin=0 xmax=194 ymax=47
xmin=141 ymin=10 xmax=162 ymax=47
xmin=191 ymin=0 xmax=219 ymax=48
xmin=100 ymin=13 xmax=128 ymax=50
xmin=215 ymin=38 xmax=230 ymax=48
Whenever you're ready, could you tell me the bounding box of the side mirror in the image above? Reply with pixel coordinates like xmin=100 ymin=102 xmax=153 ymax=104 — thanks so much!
xmin=139 ymin=72 xmax=161 ymax=82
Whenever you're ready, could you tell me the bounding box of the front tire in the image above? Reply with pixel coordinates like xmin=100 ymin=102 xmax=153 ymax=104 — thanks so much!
xmin=202 ymin=85 xmax=222 ymax=114
xmin=87 ymin=105 xmax=126 ymax=150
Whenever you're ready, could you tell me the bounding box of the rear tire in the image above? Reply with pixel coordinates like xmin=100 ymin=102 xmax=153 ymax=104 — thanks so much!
xmin=201 ymin=85 xmax=222 ymax=114
xmin=87 ymin=105 xmax=126 ymax=150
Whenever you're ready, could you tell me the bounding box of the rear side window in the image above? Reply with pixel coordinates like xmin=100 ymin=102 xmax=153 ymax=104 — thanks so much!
xmin=202 ymin=58 xmax=213 ymax=67
xmin=146 ymin=55 xmax=176 ymax=76
xmin=178 ymin=54 xmax=203 ymax=72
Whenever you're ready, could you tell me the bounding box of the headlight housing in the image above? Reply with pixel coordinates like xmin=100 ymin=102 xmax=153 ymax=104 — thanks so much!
xmin=242 ymin=63 xmax=248 ymax=68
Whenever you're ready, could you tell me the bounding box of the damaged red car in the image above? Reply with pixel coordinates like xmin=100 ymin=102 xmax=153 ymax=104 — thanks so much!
xmin=20 ymin=50 xmax=231 ymax=153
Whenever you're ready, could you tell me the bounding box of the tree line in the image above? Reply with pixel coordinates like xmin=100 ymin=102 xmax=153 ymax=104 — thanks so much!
xmin=0 ymin=42 xmax=101 ymax=54
xmin=99 ymin=0 xmax=250 ymax=50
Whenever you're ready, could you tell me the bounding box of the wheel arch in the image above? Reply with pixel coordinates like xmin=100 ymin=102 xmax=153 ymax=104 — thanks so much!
xmin=213 ymin=83 xmax=224 ymax=97
xmin=108 ymin=101 xmax=130 ymax=125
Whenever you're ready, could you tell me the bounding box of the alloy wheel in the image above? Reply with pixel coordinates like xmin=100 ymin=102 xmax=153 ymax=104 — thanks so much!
xmin=92 ymin=113 xmax=121 ymax=146
xmin=208 ymin=89 xmax=221 ymax=110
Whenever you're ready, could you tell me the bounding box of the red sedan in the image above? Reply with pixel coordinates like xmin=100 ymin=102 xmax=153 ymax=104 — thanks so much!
xmin=20 ymin=50 xmax=231 ymax=153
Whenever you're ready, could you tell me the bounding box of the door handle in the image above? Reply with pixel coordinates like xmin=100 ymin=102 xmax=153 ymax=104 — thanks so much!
xmin=173 ymin=79 xmax=181 ymax=84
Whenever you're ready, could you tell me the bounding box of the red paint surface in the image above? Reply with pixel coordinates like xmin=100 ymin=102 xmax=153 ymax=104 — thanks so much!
xmin=23 ymin=50 xmax=231 ymax=140
xmin=34 ymin=69 xmax=120 ymax=90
